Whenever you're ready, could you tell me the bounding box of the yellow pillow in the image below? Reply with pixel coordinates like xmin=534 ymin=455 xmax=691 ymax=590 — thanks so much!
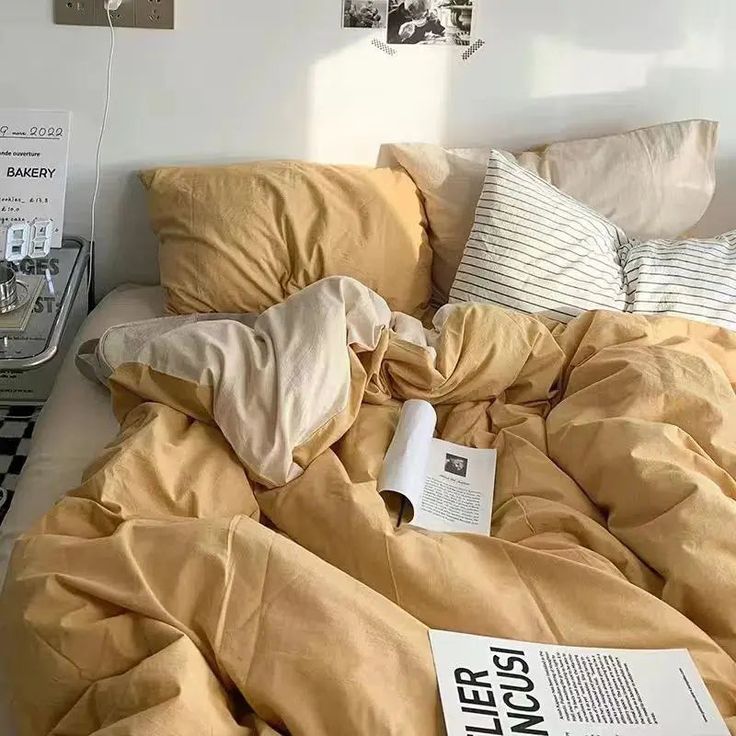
xmin=140 ymin=161 xmax=433 ymax=316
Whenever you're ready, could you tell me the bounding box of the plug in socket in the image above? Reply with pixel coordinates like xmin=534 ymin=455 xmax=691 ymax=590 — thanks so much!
xmin=55 ymin=0 xmax=174 ymax=29
xmin=54 ymin=0 xmax=96 ymax=26
xmin=135 ymin=0 xmax=174 ymax=29
xmin=95 ymin=0 xmax=135 ymax=27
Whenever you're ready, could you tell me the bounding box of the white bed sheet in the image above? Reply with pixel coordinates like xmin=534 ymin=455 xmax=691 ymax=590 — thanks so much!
xmin=0 ymin=284 xmax=165 ymax=736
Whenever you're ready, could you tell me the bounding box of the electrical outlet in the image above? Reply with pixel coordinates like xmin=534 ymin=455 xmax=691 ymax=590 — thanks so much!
xmin=54 ymin=0 xmax=174 ymax=28
xmin=135 ymin=0 xmax=174 ymax=29
xmin=95 ymin=0 xmax=135 ymax=27
xmin=54 ymin=0 xmax=96 ymax=26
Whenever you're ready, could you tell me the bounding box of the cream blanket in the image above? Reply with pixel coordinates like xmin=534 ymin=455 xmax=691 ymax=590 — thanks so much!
xmin=2 ymin=276 xmax=736 ymax=736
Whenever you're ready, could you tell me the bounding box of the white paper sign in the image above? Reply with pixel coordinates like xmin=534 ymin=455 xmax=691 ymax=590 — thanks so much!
xmin=0 ymin=109 xmax=71 ymax=249
xmin=429 ymin=630 xmax=730 ymax=736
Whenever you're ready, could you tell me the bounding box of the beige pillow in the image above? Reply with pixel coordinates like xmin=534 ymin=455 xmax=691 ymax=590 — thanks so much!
xmin=381 ymin=120 xmax=719 ymax=304
xmin=141 ymin=161 xmax=433 ymax=317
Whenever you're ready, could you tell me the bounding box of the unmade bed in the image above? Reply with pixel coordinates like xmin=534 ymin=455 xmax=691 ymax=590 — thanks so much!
xmin=0 ymin=285 xmax=165 ymax=736
xmin=1 ymin=274 xmax=736 ymax=734
xmin=2 ymin=121 xmax=736 ymax=735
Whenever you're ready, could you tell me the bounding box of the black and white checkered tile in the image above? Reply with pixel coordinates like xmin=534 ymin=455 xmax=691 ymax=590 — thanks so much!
xmin=0 ymin=406 xmax=40 ymax=527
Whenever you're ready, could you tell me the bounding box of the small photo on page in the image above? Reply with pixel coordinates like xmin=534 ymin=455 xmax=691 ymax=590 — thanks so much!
xmin=444 ymin=453 xmax=468 ymax=478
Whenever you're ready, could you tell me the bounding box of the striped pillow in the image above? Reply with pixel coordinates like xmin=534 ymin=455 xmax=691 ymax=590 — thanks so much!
xmin=622 ymin=233 xmax=736 ymax=331
xmin=449 ymin=150 xmax=627 ymax=323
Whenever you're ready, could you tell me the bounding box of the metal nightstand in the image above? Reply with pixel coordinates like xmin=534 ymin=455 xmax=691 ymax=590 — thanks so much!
xmin=0 ymin=237 xmax=91 ymax=404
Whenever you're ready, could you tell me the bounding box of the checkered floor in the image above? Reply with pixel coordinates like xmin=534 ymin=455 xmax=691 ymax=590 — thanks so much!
xmin=0 ymin=406 xmax=40 ymax=527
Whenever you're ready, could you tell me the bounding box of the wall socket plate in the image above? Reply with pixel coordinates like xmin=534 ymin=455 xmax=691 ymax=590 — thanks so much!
xmin=135 ymin=0 xmax=175 ymax=29
xmin=54 ymin=0 xmax=173 ymax=28
xmin=95 ymin=0 xmax=135 ymax=27
xmin=54 ymin=0 xmax=95 ymax=26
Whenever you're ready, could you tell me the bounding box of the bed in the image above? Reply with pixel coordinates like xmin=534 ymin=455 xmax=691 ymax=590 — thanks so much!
xmin=0 ymin=285 xmax=165 ymax=736
xmin=2 ymin=122 xmax=736 ymax=735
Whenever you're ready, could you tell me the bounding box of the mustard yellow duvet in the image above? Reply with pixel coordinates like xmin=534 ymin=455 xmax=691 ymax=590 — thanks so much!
xmin=2 ymin=277 xmax=736 ymax=735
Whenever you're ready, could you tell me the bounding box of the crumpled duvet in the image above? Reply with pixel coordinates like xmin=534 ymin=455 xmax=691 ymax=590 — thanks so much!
xmin=2 ymin=276 xmax=736 ymax=736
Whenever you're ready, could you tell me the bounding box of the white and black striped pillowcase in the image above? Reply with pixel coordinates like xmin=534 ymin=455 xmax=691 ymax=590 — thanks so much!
xmin=622 ymin=233 xmax=736 ymax=331
xmin=449 ymin=150 xmax=627 ymax=323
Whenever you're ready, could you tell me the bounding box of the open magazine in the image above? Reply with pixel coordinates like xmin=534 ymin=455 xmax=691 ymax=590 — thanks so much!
xmin=378 ymin=400 xmax=497 ymax=534
xmin=429 ymin=630 xmax=730 ymax=736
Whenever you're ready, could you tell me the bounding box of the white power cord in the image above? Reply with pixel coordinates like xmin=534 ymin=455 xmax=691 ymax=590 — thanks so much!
xmin=89 ymin=3 xmax=118 ymax=300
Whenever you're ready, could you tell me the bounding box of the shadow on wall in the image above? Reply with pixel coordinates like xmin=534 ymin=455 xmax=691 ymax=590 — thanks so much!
xmin=307 ymin=0 xmax=729 ymax=160
xmin=697 ymin=156 xmax=736 ymax=236
xmin=95 ymin=0 xmax=736 ymax=294
xmin=94 ymin=1 xmax=369 ymax=297
xmin=441 ymin=0 xmax=712 ymax=145
xmin=436 ymin=0 xmax=736 ymax=233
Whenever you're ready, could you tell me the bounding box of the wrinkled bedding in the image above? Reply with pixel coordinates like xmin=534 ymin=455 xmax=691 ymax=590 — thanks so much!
xmin=2 ymin=276 xmax=736 ymax=736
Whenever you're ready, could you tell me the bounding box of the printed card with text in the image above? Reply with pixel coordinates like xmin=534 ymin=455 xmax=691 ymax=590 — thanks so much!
xmin=0 ymin=110 xmax=71 ymax=249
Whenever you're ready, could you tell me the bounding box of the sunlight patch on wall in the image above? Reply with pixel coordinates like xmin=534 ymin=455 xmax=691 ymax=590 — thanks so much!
xmin=529 ymin=30 xmax=725 ymax=102
xmin=529 ymin=35 xmax=650 ymax=99
xmin=660 ymin=28 xmax=724 ymax=70
xmin=307 ymin=37 xmax=451 ymax=164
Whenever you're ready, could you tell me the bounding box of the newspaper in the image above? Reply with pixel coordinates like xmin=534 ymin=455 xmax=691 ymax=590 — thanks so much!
xmin=378 ymin=400 xmax=496 ymax=534
xmin=429 ymin=630 xmax=730 ymax=736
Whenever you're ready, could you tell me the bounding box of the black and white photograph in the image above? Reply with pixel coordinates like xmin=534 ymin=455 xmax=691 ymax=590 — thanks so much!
xmin=387 ymin=0 xmax=474 ymax=46
xmin=444 ymin=453 xmax=469 ymax=478
xmin=342 ymin=0 xmax=388 ymax=29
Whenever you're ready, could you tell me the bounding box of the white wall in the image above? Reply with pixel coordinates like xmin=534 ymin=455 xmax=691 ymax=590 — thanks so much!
xmin=2 ymin=1 xmax=736 ymax=297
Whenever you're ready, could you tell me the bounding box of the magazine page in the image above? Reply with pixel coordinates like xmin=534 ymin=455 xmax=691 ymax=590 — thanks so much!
xmin=378 ymin=399 xmax=437 ymax=520
xmin=411 ymin=439 xmax=497 ymax=535
xmin=429 ymin=630 xmax=730 ymax=736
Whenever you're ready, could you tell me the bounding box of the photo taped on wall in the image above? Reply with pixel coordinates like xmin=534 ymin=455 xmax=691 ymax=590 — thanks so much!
xmin=343 ymin=0 xmax=389 ymax=28
xmin=386 ymin=0 xmax=474 ymax=46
